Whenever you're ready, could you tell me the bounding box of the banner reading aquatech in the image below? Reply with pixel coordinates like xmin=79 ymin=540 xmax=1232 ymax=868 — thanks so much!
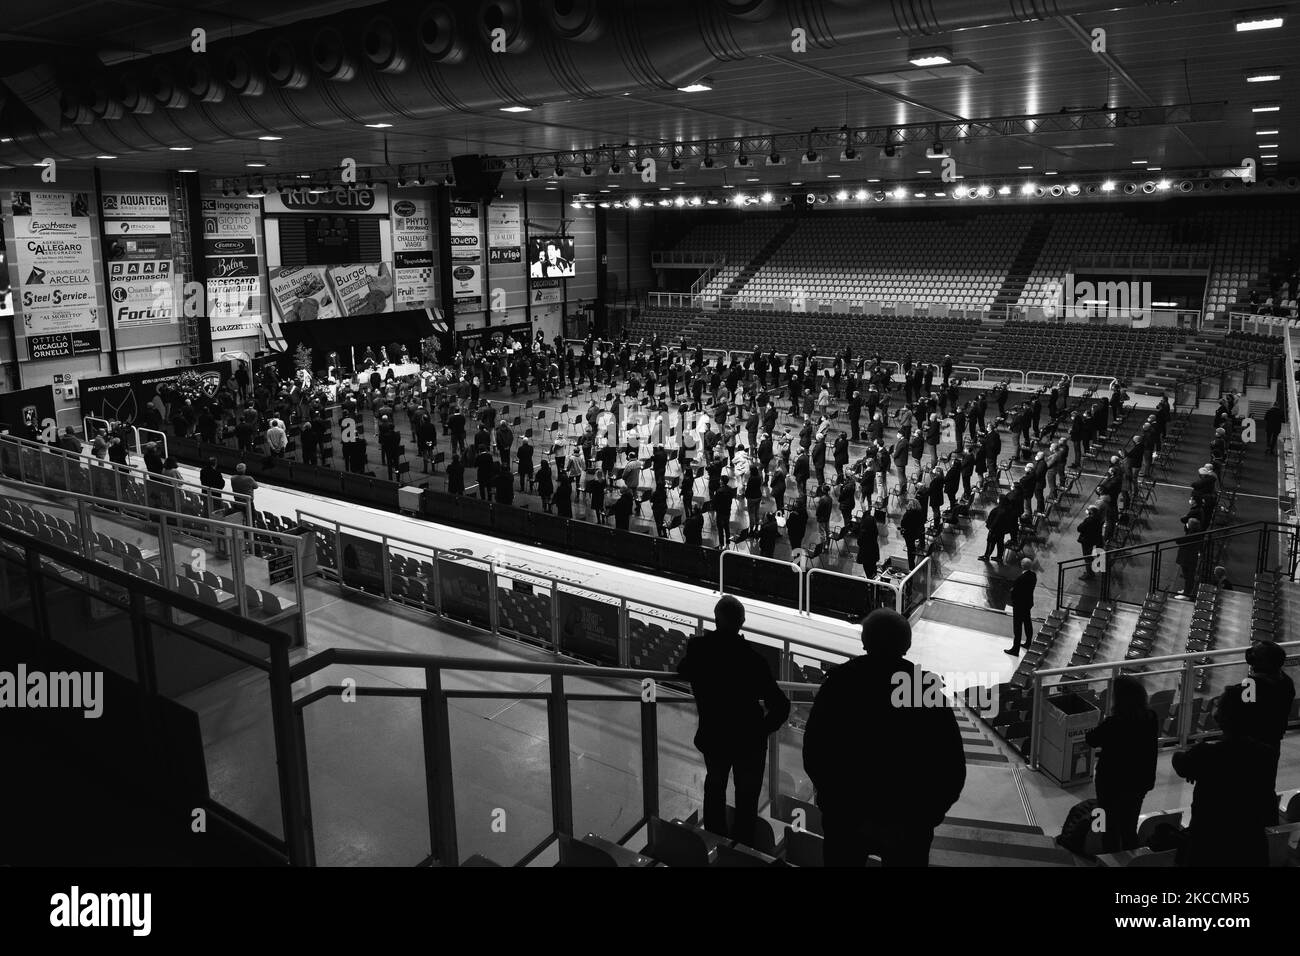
xmin=101 ymin=191 xmax=170 ymax=219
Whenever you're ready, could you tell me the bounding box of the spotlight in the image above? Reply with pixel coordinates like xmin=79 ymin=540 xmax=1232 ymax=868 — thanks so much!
xmin=835 ymin=189 xmax=848 ymax=201
xmin=689 ymin=196 xmax=702 ymax=206
xmin=760 ymin=191 xmax=773 ymax=204
xmin=975 ymin=185 xmax=992 ymax=198
xmin=701 ymin=156 xmax=715 ymax=169
xmin=582 ymin=163 xmax=593 ymax=176
xmin=803 ymin=148 xmax=819 ymax=163
xmin=1141 ymin=181 xmax=1156 ymax=193
xmin=997 ymin=185 xmax=1011 ymax=196
xmin=627 ymin=197 xmax=641 ymax=209
xmin=554 ymin=164 xmax=565 ymax=178
xmin=674 ymin=196 xmax=686 ymax=207
xmin=670 ymin=158 xmax=682 ymax=170
xmin=766 ymin=151 xmax=783 ymax=166
xmin=806 ymin=193 xmax=816 ymax=205
xmin=1157 ymin=179 xmax=1171 ymax=190
xmin=891 ymin=187 xmax=907 ymax=199
xmin=530 ymin=166 xmax=541 ymax=179
xmin=1122 ymin=182 xmax=1138 ymax=194
xmin=1066 ymin=183 xmax=1081 ymax=196
xmin=883 ymin=144 xmax=896 ymax=158
xmin=841 ymin=146 xmax=859 ymax=161
xmin=854 ymin=189 xmax=868 ymax=200
xmin=1101 ymin=180 xmax=1116 ymax=191
xmin=609 ymin=161 xmax=623 ymax=175
xmin=733 ymin=193 xmax=747 ymax=206
xmin=571 ymin=200 xmax=582 ymax=209
xmin=735 ymin=153 xmax=750 ymax=167
xmin=1020 ymin=183 xmax=1036 ymax=195
xmin=514 ymin=169 xmax=526 ymax=181
xmin=926 ymin=140 xmax=947 ymax=159
xmin=873 ymin=190 xmax=886 ymax=202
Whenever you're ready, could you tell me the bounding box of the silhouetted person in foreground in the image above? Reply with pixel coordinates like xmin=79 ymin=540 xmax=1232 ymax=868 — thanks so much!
xmin=1239 ymin=640 xmax=1296 ymax=796
xmin=1084 ymin=675 xmax=1158 ymax=852
xmin=678 ymin=595 xmax=790 ymax=848
xmin=1172 ymin=684 xmax=1276 ymax=867
xmin=802 ymin=608 xmax=966 ymax=866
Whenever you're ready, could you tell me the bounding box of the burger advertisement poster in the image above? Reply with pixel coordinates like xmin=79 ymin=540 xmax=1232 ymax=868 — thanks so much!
xmin=269 ymin=262 xmax=396 ymax=321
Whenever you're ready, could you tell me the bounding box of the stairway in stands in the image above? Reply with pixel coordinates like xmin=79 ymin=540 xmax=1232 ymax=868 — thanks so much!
xmin=991 ymin=214 xmax=1054 ymax=312
xmin=719 ymin=219 xmax=800 ymax=298
xmin=961 ymin=322 xmax=1003 ymax=368
xmin=1134 ymin=328 xmax=1227 ymax=395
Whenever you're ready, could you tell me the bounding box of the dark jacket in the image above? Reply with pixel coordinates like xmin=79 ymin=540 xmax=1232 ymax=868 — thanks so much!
xmin=677 ymin=632 xmax=791 ymax=753
xmin=856 ymin=514 xmax=880 ymax=566
xmin=1086 ymin=709 xmax=1159 ymax=798
xmin=1010 ymin=569 xmax=1036 ymax=610
xmin=803 ymin=655 xmax=966 ymax=825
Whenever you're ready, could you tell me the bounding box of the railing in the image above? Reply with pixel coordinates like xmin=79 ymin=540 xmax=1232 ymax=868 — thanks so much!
xmin=1284 ymin=330 xmax=1300 ymax=570
xmin=1071 ymin=251 xmax=1213 ymax=272
xmin=1226 ymin=310 xmax=1295 ymax=335
xmin=650 ymin=250 xmax=722 ymax=268
xmin=805 ymin=556 xmax=934 ymax=620
xmin=0 ymin=516 xmax=311 ymax=865
xmin=0 ymin=474 xmax=309 ymax=641
xmin=1155 ymin=351 xmax=1279 ymax=407
xmin=1029 ymin=640 xmax=1300 ymax=765
xmin=1056 ymin=521 xmax=1299 ymax=612
xmin=294 ymin=508 xmax=862 ymax=669
xmin=0 ymin=430 xmax=254 ymax=527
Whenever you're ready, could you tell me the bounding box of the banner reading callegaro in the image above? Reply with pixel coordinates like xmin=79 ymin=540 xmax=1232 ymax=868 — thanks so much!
xmin=8 ymin=190 xmax=104 ymax=360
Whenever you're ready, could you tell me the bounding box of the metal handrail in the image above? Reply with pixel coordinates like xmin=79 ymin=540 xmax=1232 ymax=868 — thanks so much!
xmin=0 ymin=430 xmax=254 ymax=526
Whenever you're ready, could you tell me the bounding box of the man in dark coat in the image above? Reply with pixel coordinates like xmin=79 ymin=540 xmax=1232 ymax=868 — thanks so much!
xmin=803 ymin=609 xmax=966 ymax=866
xmin=1006 ymin=558 xmax=1036 ymax=655
xmin=678 ymin=596 xmax=791 ymax=847
xmin=1077 ymin=503 xmax=1105 ymax=578
xmin=856 ymin=510 xmax=880 ymax=578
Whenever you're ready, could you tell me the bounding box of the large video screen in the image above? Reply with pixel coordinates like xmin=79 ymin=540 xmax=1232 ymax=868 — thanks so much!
xmin=528 ymin=236 xmax=576 ymax=279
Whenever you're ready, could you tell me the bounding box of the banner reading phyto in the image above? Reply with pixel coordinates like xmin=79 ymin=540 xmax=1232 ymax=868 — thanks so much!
xmin=390 ymin=198 xmax=432 ymax=253
xmin=268 ymin=265 xmax=339 ymax=322
xmin=326 ymin=262 xmax=394 ymax=316
xmin=487 ymin=201 xmax=521 ymax=265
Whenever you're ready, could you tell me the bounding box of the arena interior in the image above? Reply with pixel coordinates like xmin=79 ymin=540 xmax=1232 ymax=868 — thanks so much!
xmin=1 ymin=0 xmax=1299 ymax=883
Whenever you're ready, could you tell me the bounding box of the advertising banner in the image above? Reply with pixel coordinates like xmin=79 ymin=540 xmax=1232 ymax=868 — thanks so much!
xmin=339 ymin=533 xmax=387 ymax=595
xmin=9 ymin=191 xmax=91 ymax=219
xmin=450 ymin=262 xmax=482 ymax=298
xmin=448 ymin=201 xmax=481 ymax=261
xmin=18 ymin=305 xmax=99 ymax=336
xmin=80 ymin=362 xmax=231 ymax=426
xmin=108 ymin=259 xmax=175 ymax=328
xmin=393 ymin=250 xmax=435 ymax=309
xmin=263 ymin=184 xmax=389 ymax=216
xmin=268 ymin=265 xmax=339 ymax=322
xmin=207 ymin=276 xmax=262 ymax=319
xmin=530 ymin=278 xmax=562 ymax=305
xmin=102 ymin=219 xmax=171 ymax=236
xmin=106 ymin=232 xmax=171 ymax=262
xmin=557 ymin=589 xmax=620 ymax=665
xmin=326 ymin=262 xmax=394 ymax=316
xmin=26 ymin=331 xmax=102 ymax=360
xmin=201 ymin=198 xmax=260 ymax=238
xmin=0 ymin=385 xmax=57 ymax=433
xmin=203 ymin=237 xmax=257 ymax=258
xmin=206 ymin=255 xmax=259 ymax=280
xmin=390 ymin=198 xmax=432 ymax=253
xmin=437 ymin=557 xmax=492 ymax=630
xmin=487 ymin=201 xmax=521 ymax=264
xmin=101 ymin=191 xmax=170 ymax=219
xmin=456 ymin=322 xmax=533 ymax=350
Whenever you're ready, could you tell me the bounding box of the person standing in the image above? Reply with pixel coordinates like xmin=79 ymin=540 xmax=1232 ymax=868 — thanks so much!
xmin=230 ymin=463 xmax=258 ymax=504
xmin=856 ymin=509 xmax=880 ymax=578
xmin=677 ymin=595 xmax=791 ymax=848
xmin=803 ymin=609 xmax=966 ymax=866
xmin=1264 ymin=401 xmax=1282 ymax=455
xmin=1005 ymin=558 xmax=1036 ymax=656
xmin=1077 ymin=504 xmax=1105 ymax=579
xmin=1240 ymin=640 xmax=1297 ymax=795
xmin=1172 ymin=685 xmax=1276 ymax=867
xmin=1175 ymin=519 xmax=1203 ymax=598
xmin=900 ymin=499 xmax=925 ymax=569
xmin=1084 ymin=676 xmax=1158 ymax=852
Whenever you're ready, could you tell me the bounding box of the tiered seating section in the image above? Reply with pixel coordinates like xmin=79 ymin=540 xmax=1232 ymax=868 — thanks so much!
xmin=737 ymin=213 xmax=1031 ymax=307
xmin=670 ymin=219 xmax=791 ymax=296
xmin=636 ymin=306 xmax=981 ymax=365
xmin=981 ymin=322 xmax=1186 ymax=381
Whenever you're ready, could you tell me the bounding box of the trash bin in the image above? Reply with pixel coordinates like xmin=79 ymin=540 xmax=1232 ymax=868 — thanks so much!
xmin=1038 ymin=691 xmax=1101 ymax=787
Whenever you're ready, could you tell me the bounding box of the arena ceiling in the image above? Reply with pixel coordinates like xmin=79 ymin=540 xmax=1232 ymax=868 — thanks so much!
xmin=0 ymin=0 xmax=1294 ymax=190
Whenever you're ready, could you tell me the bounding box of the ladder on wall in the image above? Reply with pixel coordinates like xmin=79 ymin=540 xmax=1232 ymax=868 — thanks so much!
xmin=171 ymin=173 xmax=202 ymax=366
